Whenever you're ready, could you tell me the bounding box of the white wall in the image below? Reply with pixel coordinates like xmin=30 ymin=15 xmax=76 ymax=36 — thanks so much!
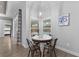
xmin=23 ymin=2 xmax=30 ymax=47
xmin=12 ymin=15 xmax=18 ymax=38
xmin=61 ymin=1 xmax=79 ymax=54
xmin=52 ymin=1 xmax=79 ymax=56
xmin=34 ymin=1 xmax=79 ymax=56
xmin=0 ymin=20 xmax=5 ymax=37
xmin=6 ymin=1 xmax=27 ymax=47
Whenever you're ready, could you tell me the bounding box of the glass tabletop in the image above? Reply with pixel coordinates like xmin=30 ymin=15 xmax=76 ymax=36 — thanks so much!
xmin=32 ymin=34 xmax=52 ymax=41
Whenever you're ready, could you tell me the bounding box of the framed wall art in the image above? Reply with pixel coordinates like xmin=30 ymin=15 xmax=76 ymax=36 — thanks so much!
xmin=58 ymin=13 xmax=70 ymax=26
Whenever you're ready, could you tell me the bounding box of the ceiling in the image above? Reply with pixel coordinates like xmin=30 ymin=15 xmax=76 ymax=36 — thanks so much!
xmin=29 ymin=1 xmax=61 ymax=19
xmin=0 ymin=1 xmax=7 ymax=15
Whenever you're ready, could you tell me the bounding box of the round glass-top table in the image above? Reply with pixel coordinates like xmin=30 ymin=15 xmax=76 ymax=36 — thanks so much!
xmin=32 ymin=34 xmax=52 ymax=56
xmin=32 ymin=34 xmax=52 ymax=42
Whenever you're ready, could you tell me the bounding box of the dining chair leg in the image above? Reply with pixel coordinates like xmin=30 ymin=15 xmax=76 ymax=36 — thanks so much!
xmin=43 ymin=47 xmax=45 ymax=57
xmin=54 ymin=49 xmax=57 ymax=57
xmin=39 ymin=49 xmax=41 ymax=57
xmin=28 ymin=50 xmax=30 ymax=57
xmin=31 ymin=51 xmax=34 ymax=57
xmin=49 ymin=46 xmax=52 ymax=57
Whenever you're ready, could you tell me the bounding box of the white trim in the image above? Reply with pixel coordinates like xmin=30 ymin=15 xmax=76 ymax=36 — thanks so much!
xmin=0 ymin=37 xmax=4 ymax=38
xmin=56 ymin=46 xmax=79 ymax=57
xmin=22 ymin=43 xmax=79 ymax=57
xmin=22 ymin=43 xmax=28 ymax=48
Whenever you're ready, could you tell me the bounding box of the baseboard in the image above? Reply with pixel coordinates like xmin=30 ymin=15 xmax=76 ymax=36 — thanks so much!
xmin=0 ymin=36 xmax=4 ymax=38
xmin=22 ymin=43 xmax=28 ymax=48
xmin=22 ymin=43 xmax=79 ymax=57
xmin=56 ymin=46 xmax=79 ymax=57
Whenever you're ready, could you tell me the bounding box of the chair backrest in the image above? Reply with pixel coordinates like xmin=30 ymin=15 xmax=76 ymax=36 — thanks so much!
xmin=53 ymin=38 xmax=58 ymax=48
xmin=49 ymin=34 xmax=52 ymax=36
xmin=26 ymin=38 xmax=33 ymax=49
xmin=32 ymin=34 xmax=35 ymax=36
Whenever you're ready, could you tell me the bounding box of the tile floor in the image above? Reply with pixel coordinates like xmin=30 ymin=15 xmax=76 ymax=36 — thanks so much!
xmin=0 ymin=36 xmax=76 ymax=57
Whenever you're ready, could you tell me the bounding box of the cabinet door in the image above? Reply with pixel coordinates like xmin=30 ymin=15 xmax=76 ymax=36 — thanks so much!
xmin=43 ymin=19 xmax=51 ymax=35
xmin=31 ymin=20 xmax=39 ymax=36
xmin=31 ymin=19 xmax=51 ymax=36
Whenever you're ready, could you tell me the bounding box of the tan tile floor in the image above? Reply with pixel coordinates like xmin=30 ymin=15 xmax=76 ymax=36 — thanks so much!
xmin=0 ymin=36 xmax=76 ymax=57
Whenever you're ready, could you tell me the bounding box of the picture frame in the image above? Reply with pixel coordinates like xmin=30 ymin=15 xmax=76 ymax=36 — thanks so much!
xmin=58 ymin=13 xmax=70 ymax=26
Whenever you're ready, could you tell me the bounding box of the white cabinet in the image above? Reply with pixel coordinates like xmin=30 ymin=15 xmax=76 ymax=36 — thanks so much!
xmin=43 ymin=19 xmax=51 ymax=34
xmin=31 ymin=18 xmax=51 ymax=36
xmin=31 ymin=20 xmax=39 ymax=36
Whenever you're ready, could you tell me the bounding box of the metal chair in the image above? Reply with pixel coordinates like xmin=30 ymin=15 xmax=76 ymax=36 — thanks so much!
xmin=43 ymin=38 xmax=58 ymax=57
xmin=26 ymin=38 xmax=41 ymax=57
